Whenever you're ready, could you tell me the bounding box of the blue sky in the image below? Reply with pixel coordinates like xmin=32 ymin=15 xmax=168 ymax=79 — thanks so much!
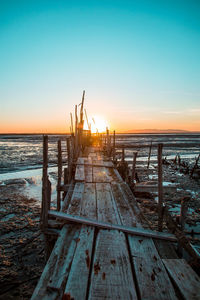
xmin=0 ymin=0 xmax=200 ymax=132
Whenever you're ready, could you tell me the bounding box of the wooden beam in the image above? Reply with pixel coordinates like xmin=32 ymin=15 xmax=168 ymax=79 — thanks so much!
xmin=131 ymin=151 xmax=137 ymax=183
xmin=41 ymin=135 xmax=48 ymax=230
xmin=48 ymin=210 xmax=177 ymax=242
xmin=57 ymin=139 xmax=62 ymax=211
xmin=147 ymin=140 xmax=152 ymax=169
xmin=158 ymin=143 xmax=163 ymax=231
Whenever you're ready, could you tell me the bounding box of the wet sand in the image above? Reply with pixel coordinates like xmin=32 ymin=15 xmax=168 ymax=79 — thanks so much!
xmin=0 ymin=184 xmax=45 ymax=300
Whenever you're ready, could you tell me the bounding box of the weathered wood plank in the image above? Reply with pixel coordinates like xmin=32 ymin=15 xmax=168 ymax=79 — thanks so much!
xmin=93 ymin=166 xmax=110 ymax=183
xmin=120 ymin=182 xmax=142 ymax=223
xmin=128 ymin=236 xmax=178 ymax=300
xmin=75 ymin=164 xmax=85 ymax=181
xmin=63 ymin=183 xmax=97 ymax=299
xmin=31 ymin=224 xmax=80 ymax=300
xmin=48 ymin=210 xmax=178 ymax=242
xmin=81 ymin=183 xmax=97 ymax=219
xmin=85 ymin=165 xmax=93 ymax=183
xmin=153 ymin=240 xmax=178 ymax=259
xmin=96 ymin=182 xmax=120 ymax=224
xmin=88 ymin=230 xmax=138 ymax=300
xmin=111 ymin=182 xmax=139 ymax=227
xmin=47 ymin=183 xmax=85 ymax=291
xmin=89 ymin=181 xmax=137 ymax=299
xmin=162 ymin=259 xmax=200 ymax=300
xmin=67 ymin=182 xmax=84 ymax=215
xmin=61 ymin=181 xmax=74 ymax=212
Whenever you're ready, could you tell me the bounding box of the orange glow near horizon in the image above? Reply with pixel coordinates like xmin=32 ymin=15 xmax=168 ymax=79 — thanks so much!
xmin=84 ymin=115 xmax=109 ymax=133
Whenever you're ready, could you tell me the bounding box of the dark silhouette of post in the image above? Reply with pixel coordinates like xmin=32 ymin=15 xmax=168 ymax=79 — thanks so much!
xmin=158 ymin=143 xmax=163 ymax=231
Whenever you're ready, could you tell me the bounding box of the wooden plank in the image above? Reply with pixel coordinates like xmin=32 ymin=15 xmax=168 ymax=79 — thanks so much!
xmin=77 ymin=157 xmax=85 ymax=164
xmin=153 ymin=240 xmax=178 ymax=259
xmin=120 ymin=182 xmax=142 ymax=223
xmin=93 ymin=166 xmax=110 ymax=183
xmin=114 ymin=182 xmax=178 ymax=299
xmin=85 ymin=165 xmax=93 ymax=183
xmin=31 ymin=224 xmax=80 ymax=300
xmin=162 ymin=259 xmax=200 ymax=300
xmin=61 ymin=181 xmax=74 ymax=212
xmin=75 ymin=164 xmax=85 ymax=181
xmin=89 ymin=182 xmax=137 ymax=299
xmin=67 ymin=182 xmax=85 ymax=216
xmin=48 ymin=210 xmax=178 ymax=242
xmin=128 ymin=236 xmax=178 ymax=300
xmin=96 ymin=182 xmax=120 ymax=224
xmin=92 ymin=159 xmax=114 ymax=167
xmin=81 ymin=183 xmax=97 ymax=219
xmin=88 ymin=230 xmax=138 ymax=300
xmin=47 ymin=183 xmax=85 ymax=291
xmin=63 ymin=183 xmax=97 ymax=299
xmin=111 ymin=182 xmax=139 ymax=227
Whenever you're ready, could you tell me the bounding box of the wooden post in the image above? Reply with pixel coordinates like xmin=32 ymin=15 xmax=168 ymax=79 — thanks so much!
xmin=147 ymin=141 xmax=152 ymax=169
xmin=70 ymin=112 xmax=74 ymax=135
xmin=113 ymin=130 xmax=116 ymax=161
xmin=122 ymin=147 xmax=125 ymax=162
xmin=47 ymin=179 xmax=51 ymax=210
xmin=75 ymin=105 xmax=78 ymax=155
xmin=158 ymin=143 xmax=163 ymax=231
xmin=106 ymin=127 xmax=109 ymax=154
xmin=132 ymin=152 xmax=138 ymax=183
xmin=67 ymin=137 xmax=72 ymax=183
xmin=41 ymin=135 xmax=48 ymax=229
xmin=57 ymin=139 xmax=62 ymax=211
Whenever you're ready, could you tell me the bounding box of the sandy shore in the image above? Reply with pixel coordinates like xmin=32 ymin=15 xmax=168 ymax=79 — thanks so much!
xmin=0 ymin=184 xmax=45 ymax=300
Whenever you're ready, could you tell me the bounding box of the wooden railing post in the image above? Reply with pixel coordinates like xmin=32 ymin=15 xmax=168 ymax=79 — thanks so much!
xmin=67 ymin=137 xmax=72 ymax=183
xmin=132 ymin=151 xmax=137 ymax=183
xmin=158 ymin=143 xmax=163 ymax=231
xmin=147 ymin=141 xmax=152 ymax=169
xmin=41 ymin=135 xmax=48 ymax=229
xmin=57 ymin=139 xmax=62 ymax=211
xmin=113 ymin=130 xmax=116 ymax=161
xmin=122 ymin=147 xmax=125 ymax=162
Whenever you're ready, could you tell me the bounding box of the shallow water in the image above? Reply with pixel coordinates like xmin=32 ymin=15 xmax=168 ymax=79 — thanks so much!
xmin=0 ymin=133 xmax=199 ymax=204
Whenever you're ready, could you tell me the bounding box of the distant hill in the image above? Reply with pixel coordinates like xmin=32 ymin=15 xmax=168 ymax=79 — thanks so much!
xmin=122 ymin=129 xmax=192 ymax=134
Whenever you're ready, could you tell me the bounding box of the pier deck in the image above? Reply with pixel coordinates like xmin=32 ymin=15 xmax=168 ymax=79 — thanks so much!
xmin=32 ymin=146 xmax=200 ymax=300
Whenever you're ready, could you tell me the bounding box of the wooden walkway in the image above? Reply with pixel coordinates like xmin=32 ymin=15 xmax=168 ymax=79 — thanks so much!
xmin=32 ymin=147 xmax=200 ymax=300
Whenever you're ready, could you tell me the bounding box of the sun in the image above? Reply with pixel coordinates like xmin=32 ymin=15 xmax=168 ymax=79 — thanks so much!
xmin=84 ymin=115 xmax=109 ymax=133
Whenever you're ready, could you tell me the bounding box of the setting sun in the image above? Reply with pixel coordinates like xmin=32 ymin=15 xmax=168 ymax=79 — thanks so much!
xmin=84 ymin=115 xmax=109 ymax=133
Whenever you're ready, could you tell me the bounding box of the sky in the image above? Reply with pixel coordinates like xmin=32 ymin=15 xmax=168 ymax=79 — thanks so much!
xmin=0 ymin=0 xmax=200 ymax=133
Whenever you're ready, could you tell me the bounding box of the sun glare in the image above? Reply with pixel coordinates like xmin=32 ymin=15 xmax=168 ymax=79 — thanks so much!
xmin=84 ymin=115 xmax=109 ymax=133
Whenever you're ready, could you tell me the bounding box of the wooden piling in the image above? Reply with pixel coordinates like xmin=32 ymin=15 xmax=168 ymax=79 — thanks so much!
xmin=147 ymin=141 xmax=152 ymax=169
xmin=131 ymin=152 xmax=138 ymax=183
xmin=113 ymin=130 xmax=116 ymax=161
xmin=158 ymin=143 xmax=163 ymax=231
xmin=67 ymin=137 xmax=72 ymax=183
xmin=122 ymin=147 xmax=125 ymax=162
xmin=41 ymin=135 xmax=48 ymax=229
xmin=57 ymin=139 xmax=62 ymax=211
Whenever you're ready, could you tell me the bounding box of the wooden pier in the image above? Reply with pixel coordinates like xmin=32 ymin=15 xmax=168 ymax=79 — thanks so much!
xmin=32 ymin=97 xmax=200 ymax=300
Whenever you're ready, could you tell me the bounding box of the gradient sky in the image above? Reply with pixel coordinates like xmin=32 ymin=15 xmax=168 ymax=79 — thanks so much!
xmin=0 ymin=0 xmax=200 ymax=133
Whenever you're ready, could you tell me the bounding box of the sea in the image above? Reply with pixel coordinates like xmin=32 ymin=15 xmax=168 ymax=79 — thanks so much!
xmin=0 ymin=134 xmax=200 ymax=204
